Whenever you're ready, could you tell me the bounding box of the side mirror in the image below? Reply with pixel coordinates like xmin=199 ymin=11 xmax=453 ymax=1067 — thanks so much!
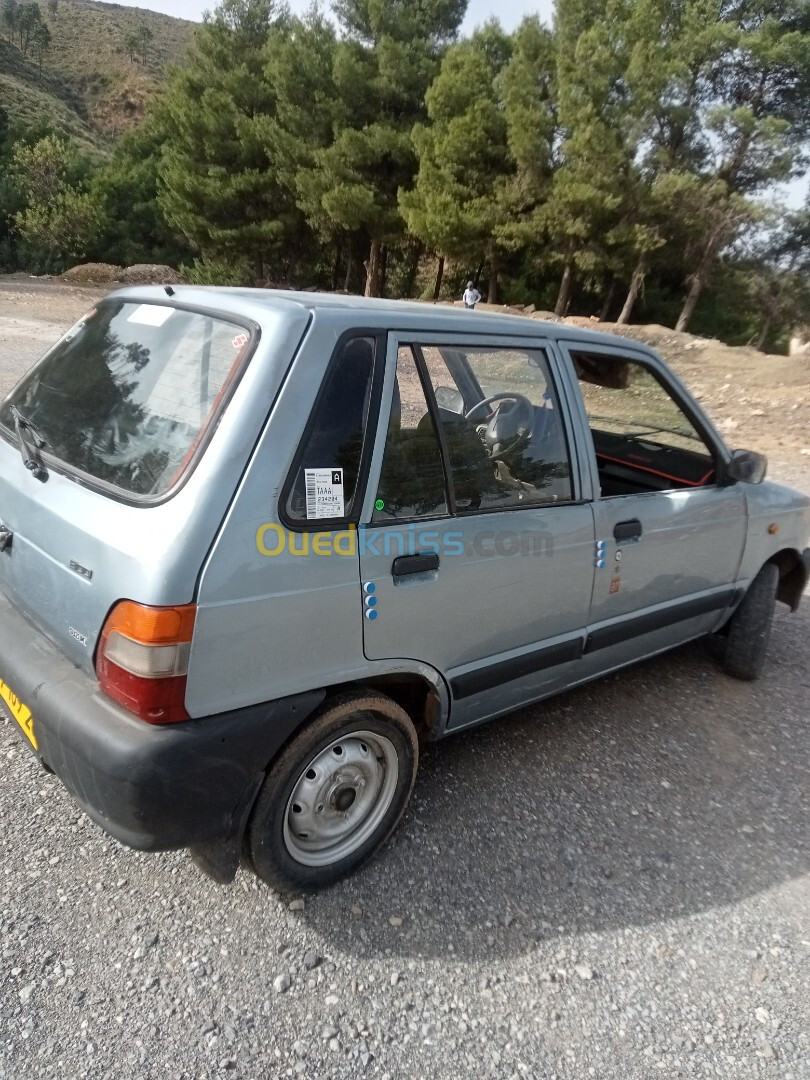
xmin=725 ymin=448 xmax=767 ymax=485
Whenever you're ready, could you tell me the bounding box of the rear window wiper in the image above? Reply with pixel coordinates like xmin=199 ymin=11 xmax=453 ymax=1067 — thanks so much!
xmin=10 ymin=406 xmax=49 ymax=482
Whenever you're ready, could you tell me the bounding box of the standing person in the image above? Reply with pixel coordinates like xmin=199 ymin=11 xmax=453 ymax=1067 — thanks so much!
xmin=463 ymin=281 xmax=481 ymax=308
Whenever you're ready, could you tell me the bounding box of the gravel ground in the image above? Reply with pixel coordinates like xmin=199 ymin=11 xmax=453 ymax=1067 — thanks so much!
xmin=1 ymin=284 xmax=808 ymax=1080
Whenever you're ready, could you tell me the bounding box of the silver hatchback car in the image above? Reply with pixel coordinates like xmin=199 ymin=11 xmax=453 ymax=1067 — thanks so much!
xmin=1 ymin=289 xmax=808 ymax=891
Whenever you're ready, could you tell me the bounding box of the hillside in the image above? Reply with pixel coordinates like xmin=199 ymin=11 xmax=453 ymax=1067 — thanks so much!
xmin=0 ymin=0 xmax=195 ymax=144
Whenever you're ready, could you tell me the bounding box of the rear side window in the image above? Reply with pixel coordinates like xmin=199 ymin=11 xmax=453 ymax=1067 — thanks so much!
xmin=0 ymin=301 xmax=252 ymax=498
xmin=284 ymin=336 xmax=376 ymax=525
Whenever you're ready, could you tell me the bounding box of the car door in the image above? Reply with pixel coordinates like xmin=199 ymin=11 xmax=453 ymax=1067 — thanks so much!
xmin=558 ymin=341 xmax=747 ymax=666
xmin=358 ymin=332 xmax=596 ymax=730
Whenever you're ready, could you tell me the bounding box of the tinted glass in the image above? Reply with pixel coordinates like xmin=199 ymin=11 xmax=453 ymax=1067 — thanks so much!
xmin=285 ymin=337 xmax=375 ymax=523
xmin=0 ymin=301 xmax=250 ymax=497
xmin=372 ymin=347 xmax=448 ymax=521
xmin=419 ymin=345 xmax=573 ymax=510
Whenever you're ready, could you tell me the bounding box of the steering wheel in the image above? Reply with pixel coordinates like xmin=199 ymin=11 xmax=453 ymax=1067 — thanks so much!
xmin=465 ymin=392 xmax=534 ymax=460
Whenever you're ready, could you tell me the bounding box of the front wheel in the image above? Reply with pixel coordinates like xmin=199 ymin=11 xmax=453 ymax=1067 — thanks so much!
xmin=719 ymin=563 xmax=779 ymax=681
xmin=245 ymin=692 xmax=418 ymax=892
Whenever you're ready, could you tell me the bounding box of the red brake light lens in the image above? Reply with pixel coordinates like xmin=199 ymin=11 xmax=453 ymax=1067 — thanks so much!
xmin=96 ymin=601 xmax=196 ymax=724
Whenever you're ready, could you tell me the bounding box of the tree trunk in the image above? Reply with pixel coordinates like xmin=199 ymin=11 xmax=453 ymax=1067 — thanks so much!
xmin=617 ymin=256 xmax=646 ymax=324
xmin=364 ymin=236 xmax=382 ymax=297
xmin=432 ymin=255 xmax=445 ymax=302
xmin=331 ymin=246 xmax=341 ymax=292
xmin=675 ymin=242 xmax=718 ymax=333
xmin=599 ymin=279 xmax=617 ymax=322
xmin=402 ymin=241 xmax=423 ymax=298
xmin=488 ymin=256 xmax=498 ymax=305
xmin=379 ymin=244 xmax=388 ymax=298
xmin=554 ymin=258 xmax=574 ymax=316
xmin=755 ymin=314 xmax=772 ymax=353
xmin=343 ymin=247 xmax=353 ymax=293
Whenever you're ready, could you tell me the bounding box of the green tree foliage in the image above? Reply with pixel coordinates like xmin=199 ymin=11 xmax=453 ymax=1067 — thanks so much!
xmin=737 ymin=204 xmax=810 ymax=350
xmin=2 ymin=0 xmax=17 ymax=40
xmin=261 ymin=10 xmax=346 ymax=286
xmin=625 ymin=0 xmax=810 ymax=329
xmin=125 ymin=23 xmax=153 ymax=63
xmin=299 ymin=0 xmax=468 ymax=296
xmin=11 ymin=135 xmax=102 ymax=271
xmin=16 ymin=1 xmax=42 ymax=56
xmin=87 ymin=121 xmax=192 ymax=268
xmin=401 ymin=24 xmax=513 ymax=301
xmin=158 ymin=0 xmax=294 ymax=280
xmin=31 ymin=16 xmax=49 ymax=72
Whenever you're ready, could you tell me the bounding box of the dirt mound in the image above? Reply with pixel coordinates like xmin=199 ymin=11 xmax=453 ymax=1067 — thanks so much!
xmin=61 ymin=263 xmax=123 ymax=284
xmin=117 ymin=264 xmax=186 ymax=285
xmin=61 ymin=263 xmax=185 ymax=286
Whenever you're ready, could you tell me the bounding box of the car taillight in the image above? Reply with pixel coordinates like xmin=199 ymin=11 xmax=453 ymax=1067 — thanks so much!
xmin=96 ymin=601 xmax=197 ymax=724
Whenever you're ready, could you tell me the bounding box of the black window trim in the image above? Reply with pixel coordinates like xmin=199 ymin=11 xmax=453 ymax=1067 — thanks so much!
xmin=412 ymin=343 xmax=458 ymax=516
xmin=0 ymin=296 xmax=262 ymax=508
xmin=279 ymin=327 xmax=386 ymax=533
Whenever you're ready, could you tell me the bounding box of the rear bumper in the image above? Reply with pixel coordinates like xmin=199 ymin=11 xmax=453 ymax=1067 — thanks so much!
xmin=0 ymin=588 xmax=323 ymax=851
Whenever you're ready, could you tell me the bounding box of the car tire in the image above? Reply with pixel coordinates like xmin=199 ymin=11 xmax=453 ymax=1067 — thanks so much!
xmin=720 ymin=563 xmax=779 ymax=681
xmin=245 ymin=691 xmax=419 ymax=893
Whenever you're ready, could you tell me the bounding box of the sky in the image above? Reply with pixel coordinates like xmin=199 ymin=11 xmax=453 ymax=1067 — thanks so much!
xmin=110 ymin=0 xmax=555 ymax=33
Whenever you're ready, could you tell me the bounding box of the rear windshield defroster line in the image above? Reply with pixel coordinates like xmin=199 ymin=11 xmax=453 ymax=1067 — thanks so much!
xmin=0 ymin=300 xmax=258 ymax=503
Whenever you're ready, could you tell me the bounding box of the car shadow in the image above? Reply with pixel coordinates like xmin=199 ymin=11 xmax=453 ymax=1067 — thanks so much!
xmin=294 ymin=605 xmax=810 ymax=960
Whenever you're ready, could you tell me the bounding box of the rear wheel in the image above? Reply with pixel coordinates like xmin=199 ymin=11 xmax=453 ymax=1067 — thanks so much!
xmin=720 ymin=563 xmax=779 ymax=681
xmin=246 ymin=692 xmax=418 ymax=892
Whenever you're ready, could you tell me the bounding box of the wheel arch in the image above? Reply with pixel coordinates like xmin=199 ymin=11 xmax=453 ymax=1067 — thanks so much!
xmin=767 ymin=547 xmax=809 ymax=612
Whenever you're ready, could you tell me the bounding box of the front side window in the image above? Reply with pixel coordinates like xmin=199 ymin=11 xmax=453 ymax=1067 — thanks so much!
xmin=571 ymin=351 xmax=716 ymax=496
xmin=372 ymin=342 xmax=573 ymax=522
xmin=0 ymin=301 xmax=253 ymax=498
xmin=419 ymin=344 xmax=573 ymax=511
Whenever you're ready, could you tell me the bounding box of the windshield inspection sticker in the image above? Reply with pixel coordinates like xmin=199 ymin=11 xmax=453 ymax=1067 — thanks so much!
xmin=126 ymin=304 xmax=175 ymax=328
xmin=305 ymin=468 xmax=344 ymax=519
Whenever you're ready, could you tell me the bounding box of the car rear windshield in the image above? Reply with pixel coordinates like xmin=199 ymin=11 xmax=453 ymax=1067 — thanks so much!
xmin=0 ymin=300 xmax=253 ymax=498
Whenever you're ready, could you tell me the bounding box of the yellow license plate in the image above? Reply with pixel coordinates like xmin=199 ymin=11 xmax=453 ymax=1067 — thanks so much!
xmin=0 ymin=677 xmax=37 ymax=749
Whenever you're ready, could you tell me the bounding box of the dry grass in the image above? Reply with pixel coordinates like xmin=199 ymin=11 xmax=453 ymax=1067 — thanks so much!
xmin=1 ymin=0 xmax=194 ymax=141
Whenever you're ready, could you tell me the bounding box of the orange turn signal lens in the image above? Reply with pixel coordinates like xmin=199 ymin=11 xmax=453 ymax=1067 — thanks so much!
xmin=102 ymin=600 xmax=197 ymax=646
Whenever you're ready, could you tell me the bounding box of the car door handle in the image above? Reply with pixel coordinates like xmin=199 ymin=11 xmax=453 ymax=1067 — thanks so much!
xmin=391 ymin=552 xmax=440 ymax=577
xmin=613 ymin=518 xmax=642 ymax=542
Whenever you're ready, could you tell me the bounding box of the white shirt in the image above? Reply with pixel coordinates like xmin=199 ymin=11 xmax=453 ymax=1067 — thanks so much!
xmin=463 ymin=287 xmax=481 ymax=307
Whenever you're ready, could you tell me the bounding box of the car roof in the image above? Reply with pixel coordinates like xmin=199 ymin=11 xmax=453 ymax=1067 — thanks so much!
xmin=109 ymin=286 xmax=659 ymax=358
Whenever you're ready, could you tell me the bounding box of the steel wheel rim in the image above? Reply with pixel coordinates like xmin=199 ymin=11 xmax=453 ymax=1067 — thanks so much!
xmin=283 ymin=729 xmax=400 ymax=867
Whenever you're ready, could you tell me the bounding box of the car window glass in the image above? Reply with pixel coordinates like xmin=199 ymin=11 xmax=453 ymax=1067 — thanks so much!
xmin=0 ymin=301 xmax=250 ymax=498
xmin=571 ymin=351 xmax=716 ymax=495
xmin=372 ymin=347 xmax=449 ymax=521
xmin=418 ymin=345 xmax=573 ymax=510
xmin=285 ymin=337 xmax=375 ymax=523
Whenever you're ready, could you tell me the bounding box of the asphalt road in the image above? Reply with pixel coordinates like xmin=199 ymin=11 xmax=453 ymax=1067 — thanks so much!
xmin=0 ymin=288 xmax=808 ymax=1079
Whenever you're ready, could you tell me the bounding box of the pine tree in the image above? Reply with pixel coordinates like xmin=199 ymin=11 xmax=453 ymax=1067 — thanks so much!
xmin=158 ymin=0 xmax=293 ymax=281
xmin=627 ymin=0 xmax=810 ymax=330
xmin=299 ymin=0 xmax=468 ymax=296
xmin=401 ymin=24 xmax=513 ymax=302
